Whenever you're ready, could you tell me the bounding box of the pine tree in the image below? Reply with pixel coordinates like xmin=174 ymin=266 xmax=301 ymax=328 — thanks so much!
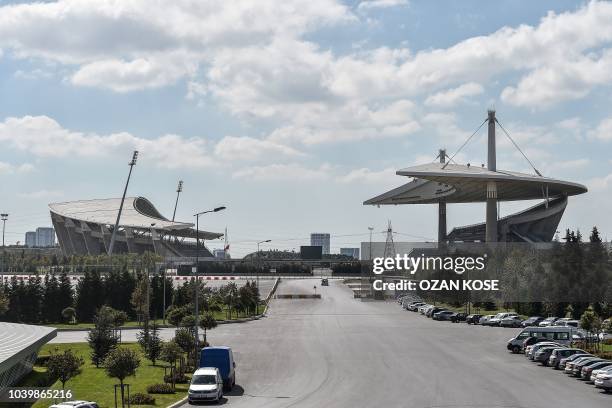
xmin=87 ymin=306 xmax=118 ymax=368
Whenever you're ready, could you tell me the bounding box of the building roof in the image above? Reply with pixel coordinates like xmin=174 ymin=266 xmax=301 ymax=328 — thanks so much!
xmin=49 ymin=197 xmax=222 ymax=239
xmin=365 ymin=163 xmax=587 ymax=205
xmin=0 ymin=323 xmax=56 ymax=373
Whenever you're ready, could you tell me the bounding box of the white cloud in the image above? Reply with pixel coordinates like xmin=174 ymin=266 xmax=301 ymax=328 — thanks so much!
xmin=425 ymin=82 xmax=483 ymax=107
xmin=0 ymin=161 xmax=34 ymax=175
xmin=357 ymin=0 xmax=409 ymax=11
xmin=17 ymin=189 xmax=63 ymax=199
xmin=589 ymin=117 xmax=612 ymax=141
xmin=232 ymin=163 xmax=333 ymax=181
xmin=214 ymin=136 xmax=304 ymax=161
xmin=336 ymin=167 xmax=397 ymax=184
xmin=586 ymin=173 xmax=612 ymax=192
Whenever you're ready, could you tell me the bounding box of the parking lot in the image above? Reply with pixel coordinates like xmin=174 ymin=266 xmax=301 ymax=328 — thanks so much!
xmin=176 ymin=279 xmax=609 ymax=408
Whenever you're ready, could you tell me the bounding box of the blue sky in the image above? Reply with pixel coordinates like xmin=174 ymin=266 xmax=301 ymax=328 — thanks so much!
xmin=1 ymin=0 xmax=612 ymax=256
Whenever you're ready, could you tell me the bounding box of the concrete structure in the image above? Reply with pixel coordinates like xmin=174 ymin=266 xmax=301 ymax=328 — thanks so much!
xmin=340 ymin=247 xmax=360 ymax=259
xmin=25 ymin=231 xmax=36 ymax=248
xmin=0 ymin=323 xmax=56 ymax=395
xmin=310 ymin=233 xmax=330 ymax=254
xmin=365 ymin=111 xmax=588 ymax=243
xmin=49 ymin=196 xmax=222 ymax=257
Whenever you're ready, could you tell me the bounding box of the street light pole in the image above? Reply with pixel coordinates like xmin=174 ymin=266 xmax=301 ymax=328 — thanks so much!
xmin=108 ymin=151 xmax=138 ymax=256
xmin=256 ymin=240 xmax=271 ymax=289
xmin=368 ymin=227 xmax=374 ymax=260
xmin=1 ymin=214 xmax=8 ymax=248
xmin=193 ymin=206 xmax=226 ymax=368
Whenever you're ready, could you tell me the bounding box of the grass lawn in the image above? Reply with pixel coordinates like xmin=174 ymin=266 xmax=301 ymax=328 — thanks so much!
xmin=50 ymin=305 xmax=263 ymax=329
xmin=27 ymin=343 xmax=188 ymax=408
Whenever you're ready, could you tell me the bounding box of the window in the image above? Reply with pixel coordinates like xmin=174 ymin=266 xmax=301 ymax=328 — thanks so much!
xmin=555 ymin=332 xmax=569 ymax=340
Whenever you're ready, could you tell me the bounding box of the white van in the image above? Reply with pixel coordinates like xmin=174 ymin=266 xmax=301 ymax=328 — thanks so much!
xmin=506 ymin=326 xmax=576 ymax=353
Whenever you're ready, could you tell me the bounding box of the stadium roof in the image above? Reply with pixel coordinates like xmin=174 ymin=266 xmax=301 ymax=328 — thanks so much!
xmin=364 ymin=163 xmax=587 ymax=205
xmin=49 ymin=197 xmax=222 ymax=239
xmin=0 ymin=322 xmax=56 ymax=373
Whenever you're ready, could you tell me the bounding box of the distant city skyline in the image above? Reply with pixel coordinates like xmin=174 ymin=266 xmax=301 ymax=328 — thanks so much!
xmin=1 ymin=1 xmax=612 ymax=257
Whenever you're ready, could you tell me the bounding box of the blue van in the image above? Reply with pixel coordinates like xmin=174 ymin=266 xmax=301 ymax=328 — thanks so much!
xmin=199 ymin=346 xmax=236 ymax=390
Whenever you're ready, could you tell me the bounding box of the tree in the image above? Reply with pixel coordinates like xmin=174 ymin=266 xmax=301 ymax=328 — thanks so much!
xmin=61 ymin=307 xmax=76 ymax=324
xmin=160 ymin=341 xmax=182 ymax=369
xmin=166 ymin=306 xmax=188 ymax=327
xmin=104 ymin=348 xmax=140 ymax=408
xmin=58 ymin=271 xmax=74 ymax=318
xmin=47 ymin=349 xmax=84 ymax=390
xmin=199 ymin=314 xmax=217 ymax=345
xmin=88 ymin=306 xmax=118 ymax=368
xmin=131 ymin=274 xmax=150 ymax=323
xmin=0 ymin=286 xmax=9 ymax=316
xmin=146 ymin=322 xmax=162 ymax=366
xmin=173 ymin=327 xmax=195 ymax=355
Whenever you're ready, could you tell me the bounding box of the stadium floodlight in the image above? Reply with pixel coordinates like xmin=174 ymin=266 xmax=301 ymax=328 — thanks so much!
xmin=172 ymin=180 xmax=184 ymax=222
xmin=108 ymin=150 xmax=139 ymax=256
xmin=1 ymin=214 xmax=8 ymax=248
xmin=193 ymin=205 xmax=226 ymax=368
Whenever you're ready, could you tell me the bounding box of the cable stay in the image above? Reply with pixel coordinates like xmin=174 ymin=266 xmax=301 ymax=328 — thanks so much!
xmin=495 ymin=118 xmax=542 ymax=177
xmin=442 ymin=118 xmax=488 ymax=169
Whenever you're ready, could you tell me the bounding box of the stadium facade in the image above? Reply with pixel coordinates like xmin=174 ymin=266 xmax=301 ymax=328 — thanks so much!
xmin=49 ymin=196 xmax=222 ymax=257
xmin=365 ymin=110 xmax=588 ymax=244
xmin=0 ymin=323 xmax=56 ymax=395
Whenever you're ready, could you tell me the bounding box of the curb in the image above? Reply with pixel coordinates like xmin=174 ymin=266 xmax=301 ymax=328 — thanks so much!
xmin=166 ymin=396 xmax=188 ymax=408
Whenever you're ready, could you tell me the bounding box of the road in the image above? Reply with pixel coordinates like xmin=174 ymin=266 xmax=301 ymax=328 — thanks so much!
xmin=53 ymin=279 xmax=611 ymax=407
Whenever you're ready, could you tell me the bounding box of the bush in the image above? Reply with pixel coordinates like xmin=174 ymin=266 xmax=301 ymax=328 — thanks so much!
xmin=36 ymin=355 xmax=51 ymax=366
xmin=146 ymin=383 xmax=175 ymax=394
xmin=164 ymin=373 xmax=189 ymax=384
xmin=125 ymin=393 xmax=155 ymax=405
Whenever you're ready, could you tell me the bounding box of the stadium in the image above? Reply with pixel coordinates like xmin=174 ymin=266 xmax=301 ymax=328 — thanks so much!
xmin=365 ymin=110 xmax=588 ymax=243
xmin=49 ymin=196 xmax=223 ymax=257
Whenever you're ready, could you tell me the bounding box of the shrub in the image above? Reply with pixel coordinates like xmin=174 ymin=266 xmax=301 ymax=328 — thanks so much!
xmin=36 ymin=355 xmax=51 ymax=366
xmin=164 ymin=373 xmax=189 ymax=384
xmin=125 ymin=393 xmax=155 ymax=405
xmin=146 ymin=383 xmax=175 ymax=394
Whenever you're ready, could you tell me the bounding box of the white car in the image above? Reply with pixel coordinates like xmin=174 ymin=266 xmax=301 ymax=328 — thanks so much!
xmin=594 ymin=367 xmax=612 ymax=391
xmin=590 ymin=365 xmax=612 ymax=383
xmin=49 ymin=402 xmax=98 ymax=408
xmin=188 ymin=367 xmax=224 ymax=403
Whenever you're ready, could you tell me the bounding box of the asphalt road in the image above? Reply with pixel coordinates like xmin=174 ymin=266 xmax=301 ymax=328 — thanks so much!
xmin=179 ymin=279 xmax=610 ymax=408
xmin=52 ymin=279 xmax=611 ymax=407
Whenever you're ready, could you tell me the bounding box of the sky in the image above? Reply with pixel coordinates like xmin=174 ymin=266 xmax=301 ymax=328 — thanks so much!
xmin=1 ymin=0 xmax=612 ymax=257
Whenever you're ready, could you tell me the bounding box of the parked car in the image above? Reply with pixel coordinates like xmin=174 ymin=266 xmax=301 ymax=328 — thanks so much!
xmin=570 ymin=358 xmax=604 ymax=377
xmin=321 ymin=278 xmax=329 ymax=286
xmin=548 ymin=348 xmax=586 ymax=369
xmin=527 ymin=342 xmax=561 ymax=360
xmin=521 ymin=316 xmax=544 ymax=327
xmin=50 ymin=402 xmax=98 ymax=408
xmin=559 ymin=352 xmax=592 ymax=370
xmin=538 ymin=316 xmax=559 ymax=327
xmin=591 ymin=366 xmax=612 ymax=386
xmin=426 ymin=307 xmax=446 ymax=318
xmin=451 ymin=312 xmax=467 ymax=323
xmin=507 ymin=327 xmax=576 ymax=354
xmin=432 ymin=310 xmax=454 ymax=321
xmin=199 ymin=346 xmax=236 ymax=390
xmin=499 ymin=316 xmax=523 ymax=328
xmin=552 ymin=318 xmax=579 ymax=328
xmin=188 ymin=367 xmax=224 ymax=403
xmin=419 ymin=305 xmax=433 ymax=315
xmin=534 ymin=346 xmax=562 ymax=365
xmin=581 ymin=361 xmax=612 ymax=380
xmin=479 ymin=315 xmax=496 ymax=326
xmin=406 ymin=302 xmax=425 ymax=311
xmin=565 ymin=356 xmax=599 ymax=375
xmin=594 ymin=367 xmax=612 ymax=391
xmin=465 ymin=314 xmax=482 ymax=324
xmin=489 ymin=313 xmax=518 ymax=327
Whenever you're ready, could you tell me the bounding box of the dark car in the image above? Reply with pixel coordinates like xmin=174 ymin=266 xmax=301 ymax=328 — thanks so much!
xmin=426 ymin=307 xmax=446 ymax=318
xmin=451 ymin=312 xmax=467 ymax=323
xmin=521 ymin=316 xmax=544 ymax=327
xmin=321 ymin=278 xmax=329 ymax=286
xmin=432 ymin=310 xmax=454 ymax=321
xmin=466 ymin=314 xmax=482 ymax=324
xmin=548 ymin=348 xmax=586 ymax=369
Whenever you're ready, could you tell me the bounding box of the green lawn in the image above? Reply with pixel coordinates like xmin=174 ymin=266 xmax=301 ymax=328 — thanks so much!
xmin=27 ymin=343 xmax=188 ymax=408
xmin=50 ymin=305 xmax=262 ymax=329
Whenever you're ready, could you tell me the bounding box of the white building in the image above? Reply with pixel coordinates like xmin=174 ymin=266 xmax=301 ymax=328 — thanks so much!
xmin=310 ymin=233 xmax=330 ymax=255
xmin=25 ymin=231 xmax=36 ymax=248
xmin=36 ymin=227 xmax=56 ymax=247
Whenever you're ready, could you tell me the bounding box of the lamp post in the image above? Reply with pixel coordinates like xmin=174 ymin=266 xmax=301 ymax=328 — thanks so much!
xmin=256 ymin=240 xmax=271 ymax=289
xmin=193 ymin=206 xmax=226 ymax=367
xmin=108 ymin=151 xmax=138 ymax=256
xmin=368 ymin=227 xmax=374 ymax=260
xmin=1 ymin=214 xmax=8 ymax=248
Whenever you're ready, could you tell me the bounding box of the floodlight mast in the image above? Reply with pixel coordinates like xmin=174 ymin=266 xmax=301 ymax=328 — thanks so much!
xmin=172 ymin=180 xmax=183 ymax=222
xmin=485 ymin=110 xmax=498 ymax=243
xmin=108 ymin=150 xmax=138 ymax=256
xmin=1 ymin=213 xmax=8 ymax=248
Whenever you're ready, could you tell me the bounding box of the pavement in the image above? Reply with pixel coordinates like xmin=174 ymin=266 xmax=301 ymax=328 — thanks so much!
xmin=53 ymin=279 xmax=612 ymax=407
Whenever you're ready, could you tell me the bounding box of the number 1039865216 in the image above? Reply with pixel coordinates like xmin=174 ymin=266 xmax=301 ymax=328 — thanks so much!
xmin=1 ymin=388 xmax=73 ymax=402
